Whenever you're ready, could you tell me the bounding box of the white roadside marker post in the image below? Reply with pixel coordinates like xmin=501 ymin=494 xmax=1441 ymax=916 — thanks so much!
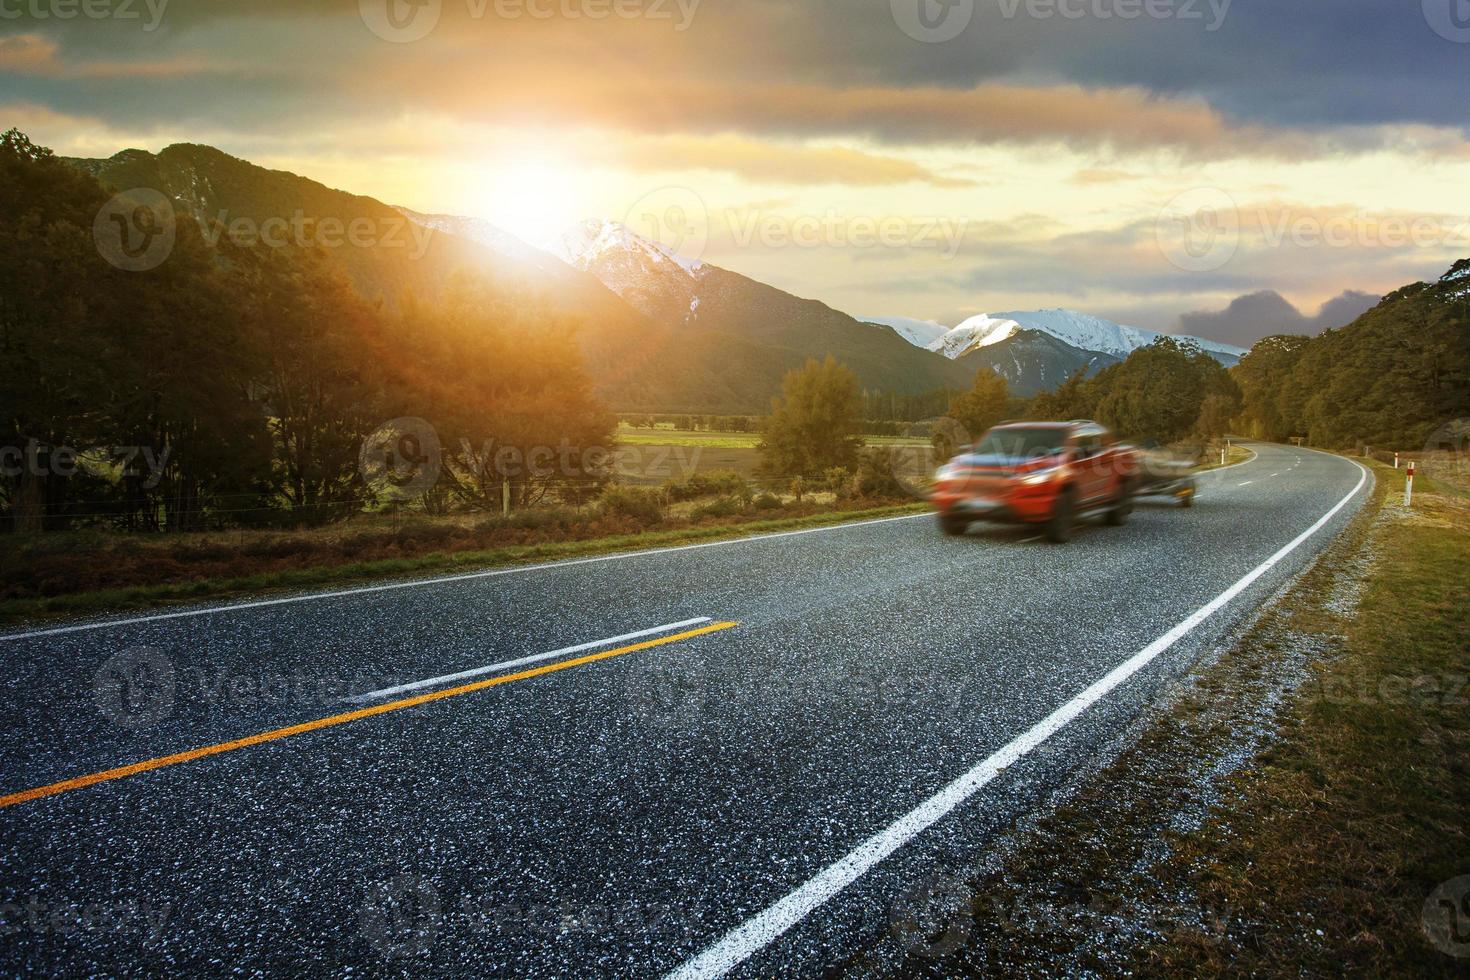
xmin=1405 ymin=462 xmax=1415 ymax=507
xmin=1395 ymin=451 xmax=1400 ymax=469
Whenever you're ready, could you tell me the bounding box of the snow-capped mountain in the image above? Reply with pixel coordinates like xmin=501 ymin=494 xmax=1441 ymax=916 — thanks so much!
xmin=879 ymin=308 xmax=1247 ymax=366
xmin=556 ymin=219 xmax=705 ymax=276
xmin=395 ymin=207 xmax=543 ymax=263
xmin=860 ymin=316 xmax=951 ymax=349
xmin=555 ymin=219 xmax=708 ymax=325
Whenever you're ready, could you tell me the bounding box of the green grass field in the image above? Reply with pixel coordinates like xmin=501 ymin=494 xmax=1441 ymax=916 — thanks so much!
xmin=615 ymin=425 xmax=930 ymax=449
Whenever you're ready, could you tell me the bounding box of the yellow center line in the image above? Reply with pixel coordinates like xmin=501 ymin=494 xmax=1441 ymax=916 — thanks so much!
xmin=0 ymin=620 xmax=739 ymax=811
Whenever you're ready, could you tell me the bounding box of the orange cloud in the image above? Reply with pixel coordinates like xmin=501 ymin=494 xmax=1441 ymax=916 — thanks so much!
xmin=615 ymin=134 xmax=976 ymax=187
xmin=0 ymin=32 xmax=216 ymax=79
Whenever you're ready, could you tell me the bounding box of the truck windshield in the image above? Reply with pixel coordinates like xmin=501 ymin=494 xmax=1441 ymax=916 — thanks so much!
xmin=973 ymin=428 xmax=1068 ymax=459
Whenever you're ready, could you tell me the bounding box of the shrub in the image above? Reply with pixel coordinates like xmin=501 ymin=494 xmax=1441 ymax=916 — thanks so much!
xmin=598 ymin=485 xmax=665 ymax=525
xmin=691 ymin=496 xmax=744 ymax=520
xmin=852 ymin=448 xmax=908 ymax=499
xmin=824 ymin=466 xmax=852 ymax=498
xmin=666 ymin=469 xmax=752 ymax=503
xmin=752 ymin=493 xmax=782 ymax=511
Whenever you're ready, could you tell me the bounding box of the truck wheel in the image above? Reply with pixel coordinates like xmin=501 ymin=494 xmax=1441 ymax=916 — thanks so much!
xmin=939 ymin=514 xmax=969 ymax=536
xmin=1105 ymin=480 xmax=1135 ymax=526
xmin=1045 ymin=487 xmax=1076 ymax=543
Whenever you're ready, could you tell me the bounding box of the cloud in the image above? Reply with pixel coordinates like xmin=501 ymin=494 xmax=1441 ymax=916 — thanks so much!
xmin=0 ymin=34 xmax=59 ymax=74
xmin=1176 ymin=290 xmax=1381 ymax=347
xmin=615 ymin=135 xmax=976 ymax=187
xmin=0 ymin=33 xmax=217 ymax=79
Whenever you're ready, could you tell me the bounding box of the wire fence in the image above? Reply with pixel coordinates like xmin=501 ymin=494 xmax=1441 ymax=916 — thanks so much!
xmin=1360 ymin=447 xmax=1469 ymax=492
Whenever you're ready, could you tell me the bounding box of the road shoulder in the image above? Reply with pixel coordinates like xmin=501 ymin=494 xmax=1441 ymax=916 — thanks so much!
xmin=842 ymin=458 xmax=1470 ymax=977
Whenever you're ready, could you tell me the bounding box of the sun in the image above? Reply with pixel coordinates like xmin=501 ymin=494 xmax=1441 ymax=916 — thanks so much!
xmin=475 ymin=158 xmax=584 ymax=249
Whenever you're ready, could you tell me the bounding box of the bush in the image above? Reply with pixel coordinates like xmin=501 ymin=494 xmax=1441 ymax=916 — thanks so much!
xmin=752 ymin=493 xmax=782 ymax=511
xmin=852 ymin=448 xmax=908 ymax=499
xmin=823 ymin=466 xmax=852 ymax=497
xmin=598 ymin=485 xmax=665 ymax=525
xmin=691 ymin=496 xmax=744 ymax=520
xmin=666 ymin=469 xmax=752 ymax=503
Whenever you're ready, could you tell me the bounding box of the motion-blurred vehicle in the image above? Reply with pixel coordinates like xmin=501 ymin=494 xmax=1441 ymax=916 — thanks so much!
xmin=1131 ymin=445 xmax=1198 ymax=507
xmin=932 ymin=420 xmax=1139 ymax=543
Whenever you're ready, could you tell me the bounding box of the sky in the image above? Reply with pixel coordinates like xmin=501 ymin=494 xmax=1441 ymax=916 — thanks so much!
xmin=3 ymin=0 xmax=1469 ymax=345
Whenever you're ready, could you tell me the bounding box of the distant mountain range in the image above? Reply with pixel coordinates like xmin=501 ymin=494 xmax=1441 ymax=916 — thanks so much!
xmin=864 ymin=308 xmax=1245 ymax=392
xmin=66 ymin=143 xmax=1248 ymax=413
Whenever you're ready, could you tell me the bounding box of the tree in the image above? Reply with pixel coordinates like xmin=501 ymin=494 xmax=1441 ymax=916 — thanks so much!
xmin=757 ymin=357 xmax=863 ymax=478
xmin=384 ymin=275 xmax=616 ymax=511
xmin=928 ymin=367 xmax=1009 ymax=460
xmin=1029 ymin=366 xmax=1103 ymax=421
xmin=1194 ymin=392 xmax=1237 ymax=439
xmin=1233 ymin=334 xmax=1309 ymax=440
xmin=1095 ymin=338 xmax=1236 ymax=444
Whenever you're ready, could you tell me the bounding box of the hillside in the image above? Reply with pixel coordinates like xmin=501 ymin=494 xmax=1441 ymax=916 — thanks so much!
xmin=1234 ymin=259 xmax=1470 ymax=447
xmin=65 ymin=144 xmax=667 ymax=405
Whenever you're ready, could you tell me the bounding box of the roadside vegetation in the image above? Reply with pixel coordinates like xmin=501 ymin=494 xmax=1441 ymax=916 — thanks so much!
xmin=848 ymin=460 xmax=1470 ymax=977
xmin=1132 ymin=461 xmax=1470 ymax=975
xmin=0 ymin=460 xmax=926 ymax=624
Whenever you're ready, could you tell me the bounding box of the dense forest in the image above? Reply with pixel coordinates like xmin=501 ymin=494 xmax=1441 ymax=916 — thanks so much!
xmin=1020 ymin=336 xmax=1242 ymax=445
xmin=1 ymin=130 xmax=612 ymax=533
xmin=1231 ymin=261 xmax=1470 ymax=449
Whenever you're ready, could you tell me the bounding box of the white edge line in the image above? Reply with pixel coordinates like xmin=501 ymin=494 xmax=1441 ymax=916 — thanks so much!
xmin=1195 ymin=446 xmax=1258 ymax=476
xmin=0 ymin=512 xmax=928 ymax=643
xmin=666 ymin=458 xmax=1369 ymax=980
xmin=346 ymin=617 xmax=713 ymax=703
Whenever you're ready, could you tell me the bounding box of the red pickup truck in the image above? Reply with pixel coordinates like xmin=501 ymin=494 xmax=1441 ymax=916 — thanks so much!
xmin=932 ymin=420 xmax=1139 ymax=542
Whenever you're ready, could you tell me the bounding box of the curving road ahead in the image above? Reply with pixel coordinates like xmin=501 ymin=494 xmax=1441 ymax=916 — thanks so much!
xmin=0 ymin=443 xmax=1368 ymax=976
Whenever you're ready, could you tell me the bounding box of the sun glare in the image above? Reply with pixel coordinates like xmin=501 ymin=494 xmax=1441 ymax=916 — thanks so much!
xmin=476 ymin=160 xmax=583 ymax=248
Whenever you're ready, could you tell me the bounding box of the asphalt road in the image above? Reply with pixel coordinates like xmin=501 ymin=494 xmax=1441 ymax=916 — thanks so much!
xmin=0 ymin=443 xmax=1369 ymax=977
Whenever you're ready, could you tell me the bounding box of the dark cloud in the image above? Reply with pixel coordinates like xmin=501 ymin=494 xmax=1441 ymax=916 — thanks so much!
xmin=6 ymin=0 xmax=1465 ymax=152
xmin=1176 ymin=289 xmax=1381 ymax=347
